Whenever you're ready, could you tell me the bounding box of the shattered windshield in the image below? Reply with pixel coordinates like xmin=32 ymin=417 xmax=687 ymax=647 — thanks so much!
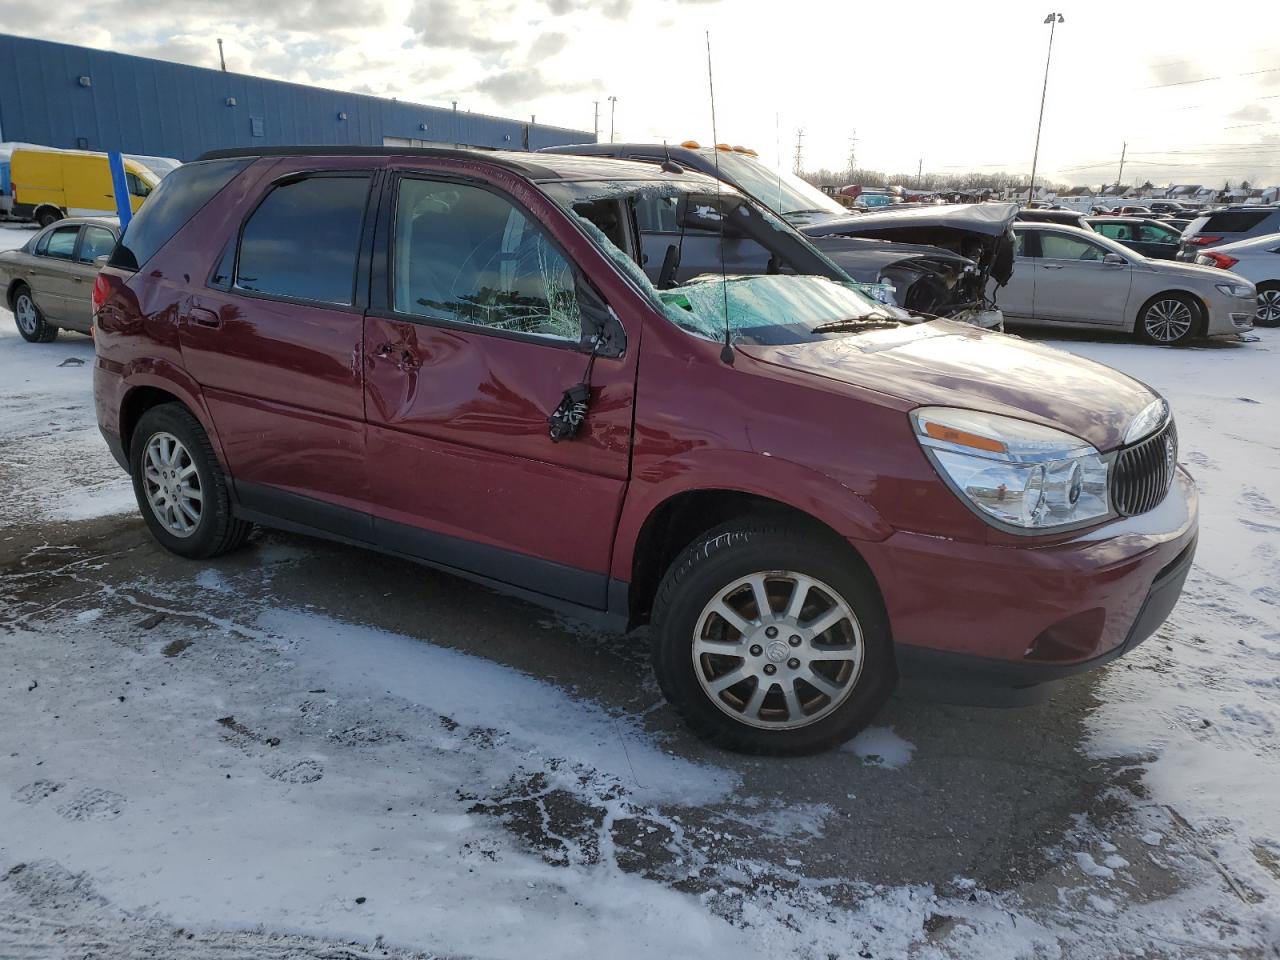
xmin=658 ymin=274 xmax=897 ymax=345
xmin=708 ymin=151 xmax=847 ymax=219
xmin=541 ymin=178 xmax=894 ymax=346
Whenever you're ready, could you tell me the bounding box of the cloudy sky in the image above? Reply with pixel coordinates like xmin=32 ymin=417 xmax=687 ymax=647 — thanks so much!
xmin=5 ymin=0 xmax=1279 ymax=186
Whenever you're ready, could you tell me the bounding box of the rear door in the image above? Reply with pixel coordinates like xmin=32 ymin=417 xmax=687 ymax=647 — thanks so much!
xmin=1033 ymin=230 xmax=1133 ymax=326
xmin=362 ymin=169 xmax=638 ymax=607
xmin=178 ymin=158 xmax=382 ymax=533
xmin=62 ymin=223 xmax=118 ymax=331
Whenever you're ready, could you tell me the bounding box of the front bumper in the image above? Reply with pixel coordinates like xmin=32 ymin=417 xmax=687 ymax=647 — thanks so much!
xmin=1204 ymin=289 xmax=1256 ymax=336
xmin=858 ymin=467 xmax=1198 ymax=706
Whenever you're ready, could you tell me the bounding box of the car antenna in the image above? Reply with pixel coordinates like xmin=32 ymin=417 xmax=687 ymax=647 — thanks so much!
xmin=660 ymin=140 xmax=682 ymax=174
xmin=705 ymin=30 xmax=733 ymax=365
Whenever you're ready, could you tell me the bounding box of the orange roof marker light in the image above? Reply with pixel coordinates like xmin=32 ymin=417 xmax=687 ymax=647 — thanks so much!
xmin=715 ymin=143 xmax=733 ymax=151
xmin=680 ymin=140 xmax=701 ymax=149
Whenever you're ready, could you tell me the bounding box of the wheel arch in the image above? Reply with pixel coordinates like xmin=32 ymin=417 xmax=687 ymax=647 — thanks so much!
xmin=6 ymin=279 xmax=29 ymax=310
xmin=1134 ymin=287 xmax=1208 ymax=337
xmin=33 ymin=204 xmax=64 ymax=226
xmin=623 ymin=486 xmax=887 ymax=628
xmin=117 ymin=374 xmax=224 ymax=473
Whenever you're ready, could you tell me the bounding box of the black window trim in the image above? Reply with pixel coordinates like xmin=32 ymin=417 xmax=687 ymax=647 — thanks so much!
xmin=219 ymin=168 xmax=381 ymax=315
xmin=368 ymin=169 xmax=602 ymax=354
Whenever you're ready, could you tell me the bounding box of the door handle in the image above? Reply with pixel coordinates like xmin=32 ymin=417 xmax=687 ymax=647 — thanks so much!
xmin=1041 ymin=264 xmax=1064 ymax=270
xmin=189 ymin=307 xmax=222 ymax=329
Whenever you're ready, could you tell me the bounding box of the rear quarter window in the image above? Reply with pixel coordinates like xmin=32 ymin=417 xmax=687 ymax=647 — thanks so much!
xmin=109 ymin=158 xmax=251 ymax=271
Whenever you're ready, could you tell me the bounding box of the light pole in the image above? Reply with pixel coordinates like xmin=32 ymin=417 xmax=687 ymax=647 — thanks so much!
xmin=1027 ymin=12 xmax=1064 ymax=203
xmin=608 ymin=95 xmax=617 ymax=143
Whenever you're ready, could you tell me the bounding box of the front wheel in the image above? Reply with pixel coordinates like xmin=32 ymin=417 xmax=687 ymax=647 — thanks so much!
xmin=651 ymin=519 xmax=895 ymax=755
xmin=12 ymin=287 xmax=59 ymax=343
xmin=129 ymin=404 xmax=252 ymax=558
xmin=1136 ymin=293 xmax=1201 ymax=346
xmin=1255 ymin=283 xmax=1280 ymax=328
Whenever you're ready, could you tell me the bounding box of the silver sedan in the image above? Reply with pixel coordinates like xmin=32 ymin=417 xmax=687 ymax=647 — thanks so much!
xmin=0 ymin=217 xmax=120 ymax=343
xmin=1192 ymin=232 xmax=1280 ymax=327
xmin=998 ymin=222 xmax=1256 ymax=346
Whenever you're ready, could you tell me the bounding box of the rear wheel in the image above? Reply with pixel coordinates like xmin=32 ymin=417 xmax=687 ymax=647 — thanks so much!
xmin=1136 ymin=292 xmax=1201 ymax=346
xmin=35 ymin=207 xmax=62 ymax=228
xmin=651 ymin=519 xmax=895 ymax=755
xmin=1255 ymin=282 xmax=1280 ymax=328
xmin=11 ymin=286 xmax=59 ymax=343
xmin=129 ymin=404 xmax=252 ymax=558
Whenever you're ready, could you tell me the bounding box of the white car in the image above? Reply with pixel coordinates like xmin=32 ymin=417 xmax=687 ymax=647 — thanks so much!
xmin=1195 ymin=232 xmax=1280 ymax=327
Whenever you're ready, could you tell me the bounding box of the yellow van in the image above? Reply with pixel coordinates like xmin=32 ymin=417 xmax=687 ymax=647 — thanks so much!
xmin=11 ymin=148 xmax=160 ymax=227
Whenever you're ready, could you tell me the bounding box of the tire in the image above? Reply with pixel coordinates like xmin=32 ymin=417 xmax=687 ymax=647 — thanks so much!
xmin=35 ymin=208 xmax=62 ymax=228
xmin=650 ymin=518 xmax=895 ymax=755
xmin=1255 ymin=282 xmax=1280 ymax=328
xmin=129 ymin=404 xmax=252 ymax=559
xmin=11 ymin=286 xmax=59 ymax=343
xmin=1136 ymin=292 xmax=1202 ymax=346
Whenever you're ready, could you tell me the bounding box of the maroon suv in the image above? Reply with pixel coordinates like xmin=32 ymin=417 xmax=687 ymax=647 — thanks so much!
xmin=91 ymin=147 xmax=1198 ymax=754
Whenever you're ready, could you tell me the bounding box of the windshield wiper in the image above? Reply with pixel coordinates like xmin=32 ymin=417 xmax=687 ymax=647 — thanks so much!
xmin=783 ymin=208 xmax=835 ymax=216
xmin=810 ymin=317 xmax=901 ymax=335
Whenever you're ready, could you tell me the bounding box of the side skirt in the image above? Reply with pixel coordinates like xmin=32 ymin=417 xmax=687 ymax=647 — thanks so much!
xmin=232 ymin=480 xmax=631 ymax=633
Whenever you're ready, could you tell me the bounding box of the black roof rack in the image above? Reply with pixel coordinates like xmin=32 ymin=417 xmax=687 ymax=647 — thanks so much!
xmin=195 ymin=144 xmax=558 ymax=179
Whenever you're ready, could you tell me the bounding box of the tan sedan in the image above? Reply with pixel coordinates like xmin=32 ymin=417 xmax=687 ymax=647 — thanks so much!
xmin=1 ymin=217 xmax=119 ymax=343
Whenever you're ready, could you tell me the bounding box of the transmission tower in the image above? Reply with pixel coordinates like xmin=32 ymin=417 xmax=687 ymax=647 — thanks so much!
xmin=793 ymin=128 xmax=805 ymax=175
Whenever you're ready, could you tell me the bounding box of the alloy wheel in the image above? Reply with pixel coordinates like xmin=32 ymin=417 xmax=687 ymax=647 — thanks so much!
xmin=142 ymin=432 xmax=203 ymax=538
xmin=1258 ymin=289 xmax=1280 ymax=326
xmin=1143 ymin=299 xmax=1194 ymax=343
xmin=14 ymin=294 xmax=38 ymax=336
xmin=692 ymin=571 xmax=864 ymax=731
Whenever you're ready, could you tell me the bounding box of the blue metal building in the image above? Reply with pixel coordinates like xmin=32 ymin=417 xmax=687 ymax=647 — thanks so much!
xmin=0 ymin=33 xmax=594 ymax=161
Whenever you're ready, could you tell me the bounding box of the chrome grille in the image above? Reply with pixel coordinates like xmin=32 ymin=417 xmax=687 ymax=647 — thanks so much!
xmin=1111 ymin=420 xmax=1177 ymax=517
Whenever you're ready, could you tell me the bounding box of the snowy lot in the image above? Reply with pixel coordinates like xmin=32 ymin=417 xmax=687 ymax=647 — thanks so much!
xmin=1 ymin=220 xmax=1278 ymax=959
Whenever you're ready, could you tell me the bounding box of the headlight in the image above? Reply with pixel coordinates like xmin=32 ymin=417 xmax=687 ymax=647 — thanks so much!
xmin=1215 ymin=281 xmax=1254 ymax=298
xmin=913 ymin=407 xmax=1110 ymax=531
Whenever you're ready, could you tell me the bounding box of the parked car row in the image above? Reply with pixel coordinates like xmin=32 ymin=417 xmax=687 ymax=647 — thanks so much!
xmin=79 ymin=146 xmax=1200 ymax=754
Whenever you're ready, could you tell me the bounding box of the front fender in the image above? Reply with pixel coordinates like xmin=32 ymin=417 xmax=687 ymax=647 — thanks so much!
xmin=610 ymin=448 xmax=893 ymax=582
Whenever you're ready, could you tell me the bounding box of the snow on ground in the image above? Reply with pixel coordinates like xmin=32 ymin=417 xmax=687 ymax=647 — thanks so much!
xmin=0 ymin=226 xmax=134 ymax=524
xmin=1 ymin=241 xmax=1279 ymax=958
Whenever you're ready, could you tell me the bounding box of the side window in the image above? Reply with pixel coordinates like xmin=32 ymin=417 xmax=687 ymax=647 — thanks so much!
xmin=126 ymin=173 xmax=152 ymax=198
xmin=79 ymin=226 xmax=117 ymax=263
xmin=1013 ymin=230 xmax=1030 ymax=257
xmin=392 ymin=178 xmax=581 ymax=342
xmin=42 ymin=226 xmax=81 ymax=260
xmin=633 ymin=194 xmax=681 ymax=233
xmin=236 ymin=175 xmax=370 ymax=305
xmin=1040 ymin=232 xmax=1105 ymax=261
xmin=1096 ymin=223 xmax=1131 ymax=241
xmin=1138 ymin=223 xmax=1174 ymax=242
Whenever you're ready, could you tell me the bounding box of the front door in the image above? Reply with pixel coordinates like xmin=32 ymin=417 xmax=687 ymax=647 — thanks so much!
xmin=363 ymin=172 xmax=637 ymax=607
xmin=994 ymin=228 xmax=1036 ymax=319
xmin=1032 ymin=230 xmax=1133 ymax=326
xmin=178 ymin=160 xmax=381 ymax=532
xmin=29 ymin=224 xmax=83 ymax=324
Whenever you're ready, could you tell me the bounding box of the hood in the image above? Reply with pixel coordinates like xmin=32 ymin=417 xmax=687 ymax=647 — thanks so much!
xmin=800 ymin=202 xmax=1019 ymax=240
xmin=1141 ymin=257 xmax=1240 ymax=281
xmin=741 ymin=320 xmax=1157 ymax=452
